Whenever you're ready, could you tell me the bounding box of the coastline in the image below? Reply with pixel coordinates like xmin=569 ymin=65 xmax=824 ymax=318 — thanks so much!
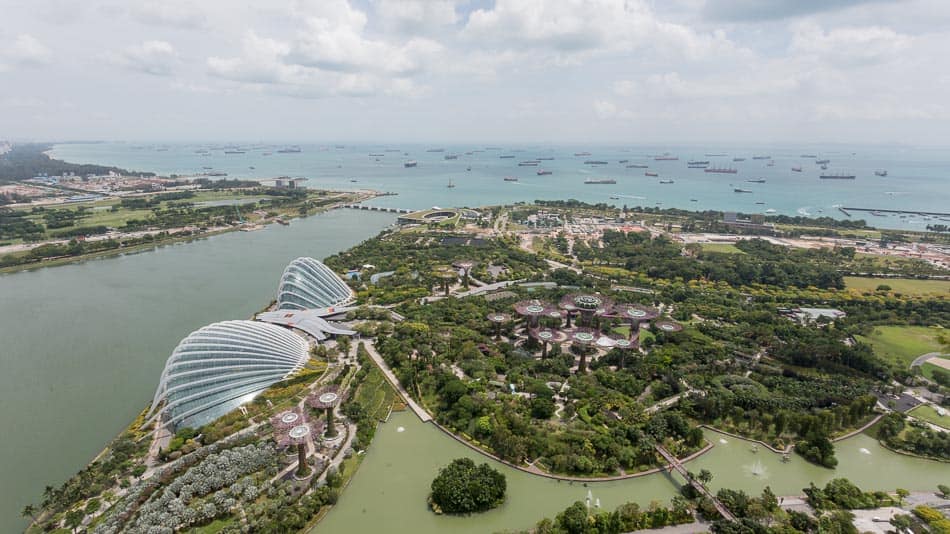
xmin=1 ymin=189 xmax=381 ymax=275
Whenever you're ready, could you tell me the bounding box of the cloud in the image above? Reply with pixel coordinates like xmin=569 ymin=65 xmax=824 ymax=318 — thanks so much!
xmin=207 ymin=31 xmax=429 ymax=98
xmin=790 ymin=23 xmax=911 ymax=66
xmin=130 ymin=2 xmax=208 ymax=30
xmin=0 ymin=34 xmax=53 ymax=70
xmin=206 ymin=0 xmax=442 ymax=98
xmin=375 ymin=0 xmax=458 ymax=34
xmin=460 ymin=0 xmax=751 ymax=70
xmin=109 ymin=40 xmax=178 ymax=76
xmin=702 ymin=0 xmax=899 ymax=21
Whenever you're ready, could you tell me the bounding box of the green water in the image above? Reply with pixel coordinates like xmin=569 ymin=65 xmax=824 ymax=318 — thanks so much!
xmin=317 ymin=412 xmax=950 ymax=534
xmin=0 ymin=210 xmax=396 ymax=532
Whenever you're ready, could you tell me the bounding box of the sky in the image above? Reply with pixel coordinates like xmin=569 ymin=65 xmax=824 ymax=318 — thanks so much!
xmin=1 ymin=0 xmax=949 ymax=145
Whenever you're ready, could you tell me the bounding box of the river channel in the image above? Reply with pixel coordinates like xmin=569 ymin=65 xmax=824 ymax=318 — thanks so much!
xmin=317 ymin=411 xmax=950 ymax=534
xmin=0 ymin=209 xmax=396 ymax=532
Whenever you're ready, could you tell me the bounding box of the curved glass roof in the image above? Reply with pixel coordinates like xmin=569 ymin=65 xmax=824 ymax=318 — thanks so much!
xmin=277 ymin=257 xmax=354 ymax=311
xmin=146 ymin=320 xmax=309 ymax=428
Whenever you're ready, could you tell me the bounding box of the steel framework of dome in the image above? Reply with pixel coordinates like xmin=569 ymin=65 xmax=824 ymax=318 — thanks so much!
xmin=277 ymin=257 xmax=355 ymax=311
xmin=146 ymin=320 xmax=310 ymax=429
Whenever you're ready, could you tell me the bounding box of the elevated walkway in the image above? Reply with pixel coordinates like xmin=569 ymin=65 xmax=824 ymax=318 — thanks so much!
xmin=654 ymin=444 xmax=736 ymax=522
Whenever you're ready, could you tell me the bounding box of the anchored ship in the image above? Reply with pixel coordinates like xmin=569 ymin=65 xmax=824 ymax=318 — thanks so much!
xmin=404 ymin=160 xmax=418 ymax=168
xmin=645 ymin=171 xmax=659 ymax=177
xmin=875 ymin=170 xmax=888 ymax=177
xmin=584 ymin=178 xmax=616 ymax=184
xmin=820 ymin=173 xmax=856 ymax=179
xmin=537 ymin=169 xmax=552 ymax=175
xmin=705 ymin=167 xmax=737 ymax=174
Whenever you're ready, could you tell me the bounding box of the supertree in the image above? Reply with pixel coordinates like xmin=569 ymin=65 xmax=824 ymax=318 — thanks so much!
xmin=308 ymin=386 xmax=341 ymax=438
xmin=486 ymin=312 xmax=512 ymax=339
xmin=560 ymin=294 xmax=613 ymax=328
xmin=529 ymin=327 xmax=569 ymax=358
xmin=452 ymin=260 xmax=476 ymax=289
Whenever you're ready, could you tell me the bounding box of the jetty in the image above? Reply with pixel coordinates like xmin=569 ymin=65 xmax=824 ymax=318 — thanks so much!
xmin=342 ymin=204 xmax=414 ymax=214
xmin=841 ymin=207 xmax=950 ymax=217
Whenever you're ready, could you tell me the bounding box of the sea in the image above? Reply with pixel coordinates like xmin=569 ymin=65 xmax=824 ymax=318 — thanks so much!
xmin=50 ymin=142 xmax=950 ymax=231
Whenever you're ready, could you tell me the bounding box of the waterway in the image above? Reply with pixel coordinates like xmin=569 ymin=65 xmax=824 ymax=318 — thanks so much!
xmin=50 ymin=143 xmax=950 ymax=231
xmin=317 ymin=412 xmax=950 ymax=534
xmin=0 ymin=209 xmax=396 ymax=533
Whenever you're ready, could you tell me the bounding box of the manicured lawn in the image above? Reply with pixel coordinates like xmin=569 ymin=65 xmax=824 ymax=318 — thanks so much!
xmin=909 ymin=404 xmax=950 ymax=430
xmin=856 ymin=325 xmax=948 ymax=368
xmin=700 ymin=243 xmax=745 ymax=254
xmin=921 ymin=361 xmax=950 ymax=381
xmin=844 ymin=276 xmax=950 ymax=296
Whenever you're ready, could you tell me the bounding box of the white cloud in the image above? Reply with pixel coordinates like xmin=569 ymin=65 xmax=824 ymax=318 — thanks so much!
xmin=108 ymin=40 xmax=178 ymax=76
xmin=130 ymin=2 xmax=208 ymax=30
xmin=790 ymin=23 xmax=911 ymax=66
xmin=462 ymin=0 xmax=751 ymax=66
xmin=375 ymin=0 xmax=458 ymax=34
xmin=0 ymin=34 xmax=52 ymax=71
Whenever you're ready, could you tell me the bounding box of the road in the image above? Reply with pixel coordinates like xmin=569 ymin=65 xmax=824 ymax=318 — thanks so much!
xmin=911 ymin=352 xmax=946 ymax=368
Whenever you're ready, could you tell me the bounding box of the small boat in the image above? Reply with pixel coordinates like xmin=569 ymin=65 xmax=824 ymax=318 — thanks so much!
xmin=404 ymin=160 xmax=418 ymax=168
xmin=659 ymin=179 xmax=674 ymax=184
xmin=447 ymin=180 xmax=456 ymax=188
xmin=444 ymin=154 xmax=458 ymax=160
xmin=645 ymin=171 xmax=658 ymax=177
xmin=350 ymin=179 xmax=358 ymax=182
xmin=537 ymin=169 xmax=552 ymax=175
xmin=820 ymin=164 xmax=828 ymax=170
xmin=752 ymin=155 xmax=771 ymax=160
xmin=755 ymin=201 xmax=766 ymax=205
xmin=466 ymin=166 xmax=471 ymax=171
xmin=875 ymin=170 xmax=888 ymax=177
xmin=734 ymin=188 xmax=753 ymax=193
xmin=816 ymin=159 xmax=830 ymax=164
xmin=574 ymin=151 xmax=592 ymax=156
xmin=690 ymin=199 xmax=698 ymax=202
xmin=747 ymin=179 xmax=765 ymax=183
xmin=503 ymin=177 xmax=518 ymax=182
xmin=791 ymin=166 xmax=802 ymax=172
xmin=767 ymin=161 xmax=775 ymax=167
xmin=733 ymin=157 xmax=746 ymax=162
xmin=249 ymin=166 xmax=255 ymax=170
xmin=618 ymin=159 xmax=629 ymax=164
xmin=275 ymin=218 xmax=290 ymax=226
xmin=609 ymin=195 xmax=619 ymax=200
xmin=766 ymin=208 xmax=777 ymax=213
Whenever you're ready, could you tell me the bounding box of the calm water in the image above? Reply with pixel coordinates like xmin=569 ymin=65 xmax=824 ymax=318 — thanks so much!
xmin=318 ymin=412 xmax=950 ymax=534
xmin=0 ymin=209 xmax=395 ymax=532
xmin=51 ymin=142 xmax=950 ymax=230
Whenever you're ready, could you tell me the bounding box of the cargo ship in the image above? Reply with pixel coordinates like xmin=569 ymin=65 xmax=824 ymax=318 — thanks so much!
xmin=224 ymin=150 xmax=246 ymax=154
xmin=747 ymin=178 xmax=766 ymax=183
xmin=815 ymin=159 xmax=830 ymax=164
xmin=618 ymin=159 xmax=629 ymax=164
xmin=584 ymin=178 xmax=616 ymax=184
xmin=537 ymin=169 xmax=553 ymax=175
xmin=404 ymin=160 xmax=418 ymax=168
xmin=444 ymin=154 xmax=459 ymax=160
xmin=503 ymin=177 xmax=518 ymax=182
xmin=687 ymin=160 xmax=710 ymax=166
xmin=659 ymin=179 xmax=674 ymax=184
xmin=426 ymin=148 xmax=445 ymax=153
xmin=645 ymin=171 xmax=659 ymax=177
xmin=820 ymin=173 xmax=856 ymax=179
xmin=499 ymin=155 xmax=515 ymax=159
xmin=277 ymin=146 xmax=301 ymax=153
xmin=519 ymin=161 xmax=539 ymax=166
xmin=584 ymin=160 xmax=609 ymax=165
xmin=654 ymin=155 xmax=678 ymax=161
xmin=574 ymin=151 xmax=592 ymax=156
xmin=627 ymin=164 xmax=648 ymax=168
xmin=704 ymin=167 xmax=737 ymax=174
xmin=752 ymin=155 xmax=771 ymax=160
xmin=800 ymin=154 xmax=817 ymax=158
xmin=537 ymin=157 xmax=555 ymax=160
xmin=734 ymin=188 xmax=753 ymax=193
xmin=733 ymin=157 xmax=746 ymax=162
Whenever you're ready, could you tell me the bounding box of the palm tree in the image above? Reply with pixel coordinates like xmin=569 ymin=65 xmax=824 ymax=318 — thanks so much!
xmin=21 ymin=504 xmax=37 ymax=523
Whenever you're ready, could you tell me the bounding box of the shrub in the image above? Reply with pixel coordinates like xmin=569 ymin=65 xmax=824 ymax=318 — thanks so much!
xmin=429 ymin=458 xmax=506 ymax=514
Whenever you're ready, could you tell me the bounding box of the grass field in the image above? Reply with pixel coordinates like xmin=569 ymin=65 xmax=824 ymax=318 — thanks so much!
xmin=856 ymin=325 xmax=948 ymax=368
xmin=909 ymin=404 xmax=950 ymax=430
xmin=700 ymin=243 xmax=746 ymax=254
xmin=845 ymin=276 xmax=950 ymax=296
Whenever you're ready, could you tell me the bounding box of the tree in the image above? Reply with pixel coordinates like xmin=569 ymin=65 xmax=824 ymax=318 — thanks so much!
xmin=938 ymin=484 xmax=950 ymax=498
xmin=556 ymin=501 xmax=591 ymax=534
xmin=429 ymin=458 xmax=506 ymax=514
xmin=697 ymin=469 xmax=713 ymax=486
xmin=64 ymin=509 xmax=85 ymax=533
xmin=819 ymin=510 xmax=857 ymax=534
xmin=895 ymin=488 xmax=909 ymax=506
xmin=20 ymin=504 xmax=36 ymax=523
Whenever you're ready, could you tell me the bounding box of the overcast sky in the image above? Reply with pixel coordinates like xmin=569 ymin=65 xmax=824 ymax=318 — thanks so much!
xmin=2 ymin=0 xmax=948 ymax=144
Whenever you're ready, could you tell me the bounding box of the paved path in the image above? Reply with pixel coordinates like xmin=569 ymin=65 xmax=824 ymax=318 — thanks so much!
xmin=911 ymin=352 xmax=946 ymax=368
xmin=362 ymin=341 xmax=432 ymax=422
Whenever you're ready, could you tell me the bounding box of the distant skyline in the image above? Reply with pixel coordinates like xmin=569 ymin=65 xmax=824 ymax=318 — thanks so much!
xmin=2 ymin=0 xmax=949 ymax=145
